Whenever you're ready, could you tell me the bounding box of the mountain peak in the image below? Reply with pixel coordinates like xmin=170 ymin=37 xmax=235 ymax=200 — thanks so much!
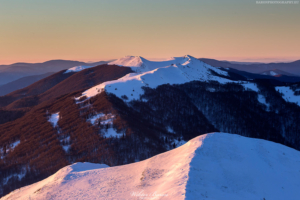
xmin=79 ymin=55 xmax=232 ymax=102
xmin=109 ymin=56 xmax=144 ymax=68
xmin=184 ymin=54 xmax=193 ymax=59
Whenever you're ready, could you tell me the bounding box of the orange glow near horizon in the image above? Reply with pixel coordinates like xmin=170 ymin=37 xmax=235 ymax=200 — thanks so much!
xmin=0 ymin=0 xmax=299 ymax=65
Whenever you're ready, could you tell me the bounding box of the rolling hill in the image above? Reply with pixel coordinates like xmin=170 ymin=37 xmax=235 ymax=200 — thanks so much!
xmin=2 ymin=133 xmax=300 ymax=200
xmin=0 ymin=60 xmax=110 ymax=85
xmin=0 ymin=72 xmax=55 ymax=96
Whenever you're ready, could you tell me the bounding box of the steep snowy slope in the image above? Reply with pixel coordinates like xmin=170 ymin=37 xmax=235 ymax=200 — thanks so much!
xmin=80 ymin=55 xmax=235 ymax=101
xmin=3 ymin=133 xmax=300 ymax=200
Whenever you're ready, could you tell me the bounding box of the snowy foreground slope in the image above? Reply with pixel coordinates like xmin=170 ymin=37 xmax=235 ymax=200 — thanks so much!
xmin=2 ymin=133 xmax=300 ymax=200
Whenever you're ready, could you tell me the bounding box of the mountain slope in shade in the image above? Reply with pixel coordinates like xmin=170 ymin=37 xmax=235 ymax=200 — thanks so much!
xmin=0 ymin=64 xmax=133 ymax=109
xmin=222 ymin=67 xmax=300 ymax=84
xmin=3 ymin=133 xmax=300 ymax=200
xmin=0 ymin=71 xmax=75 ymax=108
xmin=200 ymin=58 xmax=300 ymax=76
xmin=0 ymin=60 xmax=109 ymax=85
xmin=0 ymin=65 xmax=133 ymax=126
xmin=260 ymin=69 xmax=295 ymax=77
xmin=0 ymin=72 xmax=55 ymax=96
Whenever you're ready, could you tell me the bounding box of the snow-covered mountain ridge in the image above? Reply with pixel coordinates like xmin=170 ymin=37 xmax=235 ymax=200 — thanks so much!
xmin=3 ymin=133 xmax=300 ymax=200
xmin=78 ymin=55 xmax=257 ymax=101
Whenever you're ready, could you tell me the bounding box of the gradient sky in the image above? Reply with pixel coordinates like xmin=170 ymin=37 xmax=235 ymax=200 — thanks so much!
xmin=0 ymin=0 xmax=299 ymax=64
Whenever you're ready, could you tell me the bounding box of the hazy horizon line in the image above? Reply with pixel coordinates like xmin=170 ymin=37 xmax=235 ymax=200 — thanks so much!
xmin=1 ymin=56 xmax=299 ymax=66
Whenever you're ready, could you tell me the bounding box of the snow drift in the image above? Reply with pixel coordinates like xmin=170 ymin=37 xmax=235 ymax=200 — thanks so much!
xmin=3 ymin=133 xmax=300 ymax=200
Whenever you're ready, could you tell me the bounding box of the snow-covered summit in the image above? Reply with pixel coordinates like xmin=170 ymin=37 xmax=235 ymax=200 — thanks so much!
xmin=81 ymin=55 xmax=232 ymax=101
xmin=64 ymin=65 xmax=95 ymax=74
xmin=109 ymin=55 xmax=144 ymax=68
xmin=4 ymin=133 xmax=300 ymax=200
xmin=108 ymin=55 xmax=208 ymax=73
xmin=261 ymin=69 xmax=294 ymax=77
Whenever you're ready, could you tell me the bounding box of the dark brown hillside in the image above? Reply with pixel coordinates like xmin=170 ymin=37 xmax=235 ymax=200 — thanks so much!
xmin=0 ymin=90 xmax=168 ymax=197
xmin=0 ymin=108 xmax=30 ymax=124
xmin=39 ymin=64 xmax=133 ymax=102
xmin=2 ymin=65 xmax=133 ymax=110
xmin=0 ymin=65 xmax=133 ymax=123
xmin=0 ymin=91 xmax=109 ymax=196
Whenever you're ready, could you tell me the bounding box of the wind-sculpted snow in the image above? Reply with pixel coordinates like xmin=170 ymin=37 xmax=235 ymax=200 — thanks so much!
xmin=79 ymin=55 xmax=236 ymax=101
xmin=3 ymin=133 xmax=300 ymax=200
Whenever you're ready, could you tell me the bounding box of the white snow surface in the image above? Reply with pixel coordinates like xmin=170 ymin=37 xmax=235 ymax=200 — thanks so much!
xmin=1 ymin=140 xmax=20 ymax=158
xmin=270 ymin=71 xmax=278 ymax=76
xmin=80 ymin=55 xmax=233 ymax=101
xmin=48 ymin=112 xmax=60 ymax=127
xmin=103 ymin=128 xmax=123 ymax=138
xmin=242 ymin=82 xmax=259 ymax=92
xmin=87 ymin=113 xmax=106 ymax=124
xmin=276 ymin=86 xmax=300 ymax=105
xmin=276 ymin=86 xmax=300 ymax=106
xmin=9 ymin=140 xmax=20 ymax=151
xmin=257 ymin=94 xmax=270 ymax=111
xmin=60 ymin=137 xmax=71 ymax=153
xmin=3 ymin=132 xmax=300 ymax=200
xmin=87 ymin=113 xmax=115 ymax=125
xmin=64 ymin=65 xmax=95 ymax=74
xmin=3 ymin=170 xmax=26 ymax=186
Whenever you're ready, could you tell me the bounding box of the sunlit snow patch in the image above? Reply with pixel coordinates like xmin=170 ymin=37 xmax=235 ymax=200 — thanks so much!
xmin=257 ymin=94 xmax=270 ymax=111
xmin=103 ymin=128 xmax=123 ymax=138
xmin=48 ymin=112 xmax=60 ymax=127
xmin=3 ymin=169 xmax=26 ymax=185
xmin=9 ymin=140 xmax=20 ymax=151
xmin=64 ymin=65 xmax=95 ymax=74
xmin=270 ymin=71 xmax=278 ymax=76
xmin=242 ymin=82 xmax=259 ymax=92
xmin=1 ymin=140 xmax=21 ymax=159
xmin=87 ymin=113 xmax=115 ymax=125
xmin=167 ymin=126 xmax=175 ymax=134
xmin=60 ymin=136 xmax=71 ymax=153
xmin=276 ymin=86 xmax=300 ymax=106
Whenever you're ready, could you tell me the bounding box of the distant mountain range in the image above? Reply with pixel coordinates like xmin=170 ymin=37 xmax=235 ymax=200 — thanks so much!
xmin=1 ymin=58 xmax=299 ymax=96
xmin=221 ymin=68 xmax=300 ymax=84
xmin=0 ymin=72 xmax=55 ymax=96
xmin=1 ymin=55 xmax=300 ymax=198
xmin=199 ymin=58 xmax=300 ymax=76
xmin=0 ymin=60 xmax=111 ymax=85
xmin=260 ymin=69 xmax=295 ymax=77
